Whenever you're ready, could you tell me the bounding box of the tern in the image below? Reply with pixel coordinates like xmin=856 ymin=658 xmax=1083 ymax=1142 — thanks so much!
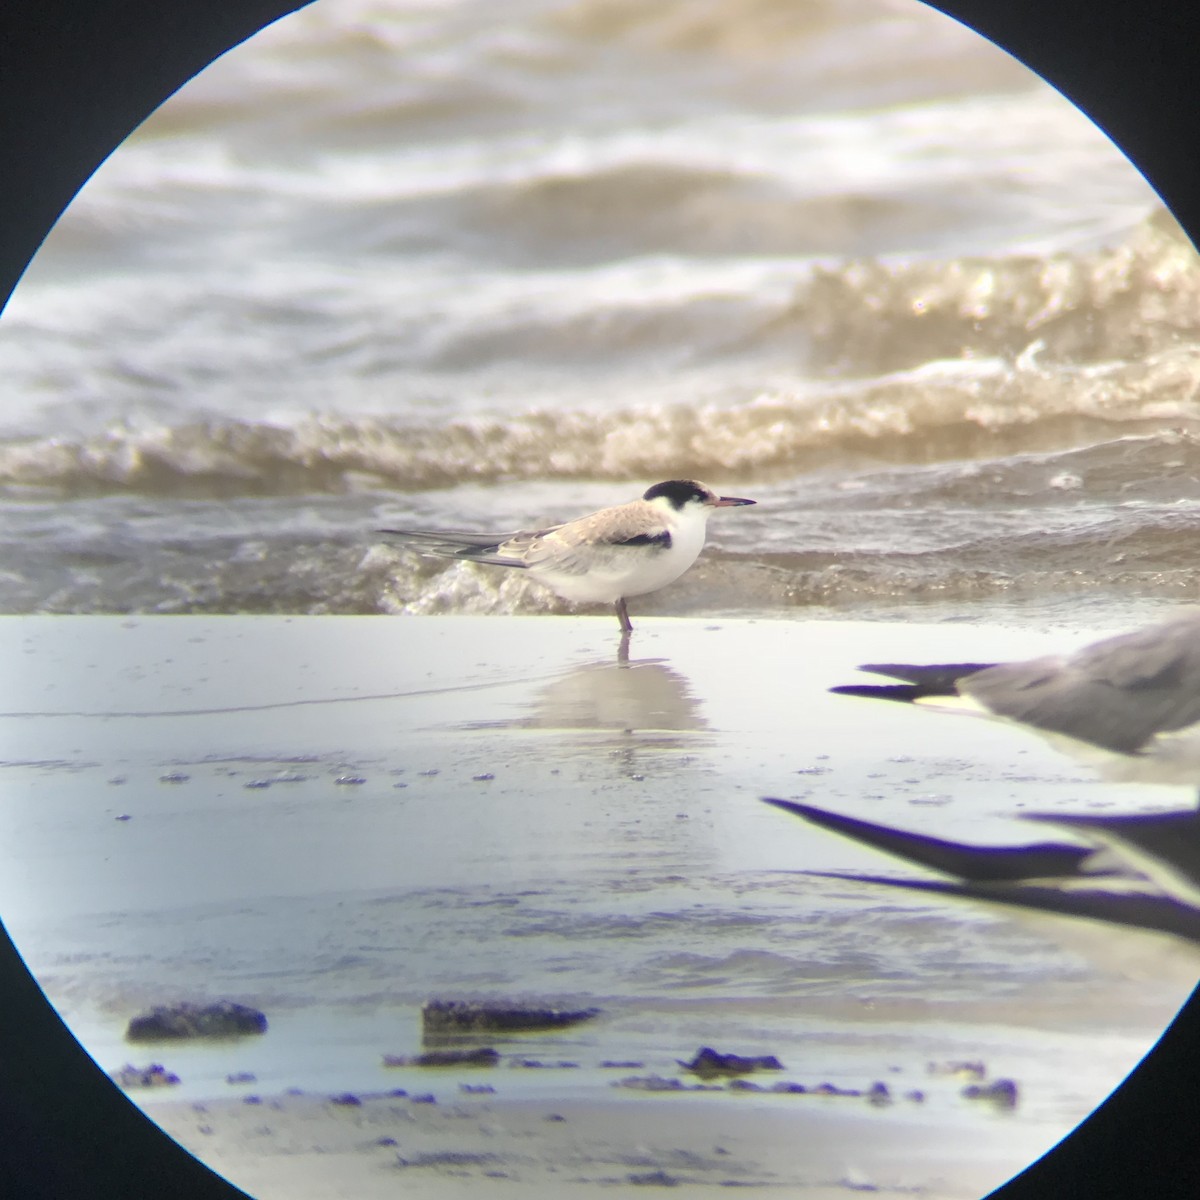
xmin=377 ymin=479 xmax=755 ymax=633
xmin=829 ymin=612 xmax=1200 ymax=792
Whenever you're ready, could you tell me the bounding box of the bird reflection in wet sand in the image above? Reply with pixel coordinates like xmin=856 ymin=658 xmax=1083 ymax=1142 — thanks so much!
xmin=528 ymin=656 xmax=705 ymax=739
xmin=830 ymin=611 xmax=1200 ymax=794
xmin=378 ymin=479 xmax=755 ymax=635
xmin=762 ymin=797 xmax=1200 ymax=951
xmin=518 ymin=653 xmax=707 ymax=781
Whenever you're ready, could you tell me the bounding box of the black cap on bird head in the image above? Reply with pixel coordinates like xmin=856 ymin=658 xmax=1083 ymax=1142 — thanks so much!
xmin=642 ymin=480 xmax=756 ymax=509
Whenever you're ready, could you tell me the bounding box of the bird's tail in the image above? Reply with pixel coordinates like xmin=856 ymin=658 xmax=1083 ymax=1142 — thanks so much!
xmin=375 ymin=528 xmax=523 ymax=567
xmin=830 ymin=661 xmax=996 ymax=703
xmin=761 ymin=798 xmax=1099 ymax=883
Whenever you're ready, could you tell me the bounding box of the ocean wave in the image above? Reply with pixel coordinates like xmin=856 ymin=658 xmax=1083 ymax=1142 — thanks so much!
xmin=538 ymin=0 xmax=1027 ymax=92
xmin=543 ymin=0 xmax=860 ymax=54
xmin=783 ymin=208 xmax=1200 ymax=372
xmin=3 ymin=349 xmax=1198 ymax=498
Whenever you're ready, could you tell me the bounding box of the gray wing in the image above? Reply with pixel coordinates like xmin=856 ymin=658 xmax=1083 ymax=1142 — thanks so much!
xmin=513 ymin=502 xmax=672 ymax=576
xmin=762 ymin=798 xmax=1102 ymax=883
xmin=378 ymin=499 xmax=671 ymax=575
xmin=376 ymin=526 xmax=538 ymax=568
xmin=830 ymin=662 xmax=998 ymax=703
xmin=800 ymin=871 xmax=1200 ymax=944
xmin=1023 ymin=809 xmax=1200 ymax=907
xmin=963 ymin=615 xmax=1200 ymax=753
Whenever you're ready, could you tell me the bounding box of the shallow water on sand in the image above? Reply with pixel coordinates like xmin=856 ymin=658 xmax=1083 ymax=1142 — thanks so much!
xmin=1 ymin=617 xmax=1192 ymax=1160
xmin=2 ymin=3 xmax=1198 ymax=1193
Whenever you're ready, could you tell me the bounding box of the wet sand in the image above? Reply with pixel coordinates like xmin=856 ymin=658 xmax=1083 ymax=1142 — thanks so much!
xmin=145 ymin=1086 xmax=1051 ymax=1200
xmin=1 ymin=612 xmax=1195 ymax=1199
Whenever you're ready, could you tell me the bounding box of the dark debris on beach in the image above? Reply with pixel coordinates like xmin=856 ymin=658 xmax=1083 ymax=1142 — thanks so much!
xmin=109 ymin=1062 xmax=180 ymax=1089
xmin=678 ymin=1047 xmax=784 ymax=1078
xmin=383 ymin=1047 xmax=500 ymax=1068
xmin=126 ymin=1000 xmax=268 ymax=1042
xmin=421 ymin=998 xmax=600 ymax=1036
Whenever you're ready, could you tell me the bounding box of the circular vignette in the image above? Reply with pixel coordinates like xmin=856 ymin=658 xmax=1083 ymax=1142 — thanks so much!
xmin=0 ymin=2 xmax=1199 ymax=1200
xmin=0 ymin=1 xmax=314 ymax=315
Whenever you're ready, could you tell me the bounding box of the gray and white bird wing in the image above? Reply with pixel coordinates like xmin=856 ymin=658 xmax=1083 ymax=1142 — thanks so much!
xmin=377 ymin=526 xmax=533 ymax=568
xmin=762 ymin=798 xmax=1105 ymax=883
xmin=1022 ymin=808 xmax=1200 ymax=908
xmin=508 ymin=501 xmax=672 ymax=575
xmin=962 ymin=614 xmax=1200 ymax=754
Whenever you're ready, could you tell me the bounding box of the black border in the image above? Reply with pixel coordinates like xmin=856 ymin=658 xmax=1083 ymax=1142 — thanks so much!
xmin=1 ymin=1 xmax=1199 ymax=1196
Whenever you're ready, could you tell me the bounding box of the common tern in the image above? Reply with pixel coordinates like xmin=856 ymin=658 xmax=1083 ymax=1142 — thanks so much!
xmin=829 ymin=612 xmax=1200 ymax=790
xmin=378 ymin=479 xmax=755 ymax=633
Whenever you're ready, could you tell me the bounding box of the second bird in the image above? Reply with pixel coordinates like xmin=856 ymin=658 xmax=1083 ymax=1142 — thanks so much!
xmin=378 ymin=479 xmax=755 ymax=634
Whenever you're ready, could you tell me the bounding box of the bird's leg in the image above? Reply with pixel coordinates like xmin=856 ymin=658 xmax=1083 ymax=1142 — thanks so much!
xmin=617 ymin=631 xmax=631 ymax=665
xmin=615 ymin=597 xmax=633 ymax=634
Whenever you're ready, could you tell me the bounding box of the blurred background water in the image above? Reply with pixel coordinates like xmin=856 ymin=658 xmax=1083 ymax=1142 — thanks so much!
xmin=1 ymin=0 xmax=1196 ymax=623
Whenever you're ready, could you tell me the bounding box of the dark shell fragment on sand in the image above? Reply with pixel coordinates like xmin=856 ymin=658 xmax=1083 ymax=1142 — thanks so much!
xmin=628 ymin=1169 xmax=681 ymax=1187
xmin=613 ymin=1074 xmax=721 ymax=1093
xmin=678 ymin=1047 xmax=784 ymax=1078
xmin=813 ymin=1082 xmax=861 ymax=1097
xmin=728 ymin=1078 xmax=763 ymax=1092
xmin=963 ymin=1078 xmax=1019 ymax=1107
xmin=383 ymin=1047 xmax=500 ymax=1068
xmin=421 ymin=999 xmax=599 ymax=1035
xmin=110 ymin=1062 xmax=180 ymax=1089
xmin=126 ymin=1001 xmax=268 ymax=1042
xmin=928 ymin=1059 xmax=986 ymax=1080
